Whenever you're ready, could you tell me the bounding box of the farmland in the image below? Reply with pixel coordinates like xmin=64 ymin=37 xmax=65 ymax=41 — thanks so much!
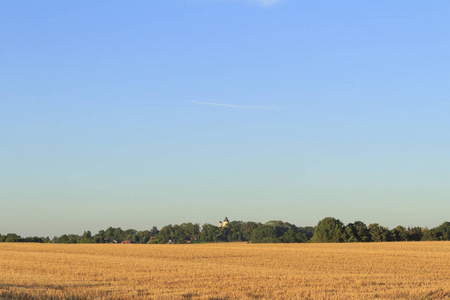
xmin=0 ymin=242 xmax=449 ymax=299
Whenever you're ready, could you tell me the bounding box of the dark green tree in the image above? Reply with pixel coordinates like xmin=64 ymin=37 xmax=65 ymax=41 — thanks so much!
xmin=369 ymin=223 xmax=392 ymax=242
xmin=5 ymin=233 xmax=23 ymax=243
xmin=297 ymin=227 xmax=314 ymax=241
xmin=421 ymin=228 xmax=438 ymax=241
xmin=434 ymin=222 xmax=450 ymax=241
xmin=59 ymin=234 xmax=69 ymax=243
xmin=391 ymin=226 xmax=408 ymax=241
xmin=344 ymin=224 xmax=358 ymax=242
xmin=279 ymin=228 xmax=298 ymax=243
xmin=216 ymin=226 xmax=231 ymax=242
xmin=83 ymin=230 xmax=92 ymax=239
xmin=406 ymin=227 xmax=422 ymax=241
xmin=25 ymin=236 xmax=43 ymax=243
xmin=241 ymin=222 xmax=259 ymax=241
xmin=199 ymin=224 xmax=219 ymax=243
xmin=227 ymin=221 xmax=244 ymax=242
xmin=250 ymin=226 xmax=277 ymax=243
xmin=311 ymin=217 xmax=345 ymax=243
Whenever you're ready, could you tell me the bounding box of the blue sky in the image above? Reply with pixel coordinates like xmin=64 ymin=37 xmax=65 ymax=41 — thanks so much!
xmin=1 ymin=1 xmax=449 ymax=236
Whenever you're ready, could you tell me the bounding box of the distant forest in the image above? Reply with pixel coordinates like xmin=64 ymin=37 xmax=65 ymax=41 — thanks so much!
xmin=1 ymin=218 xmax=449 ymax=244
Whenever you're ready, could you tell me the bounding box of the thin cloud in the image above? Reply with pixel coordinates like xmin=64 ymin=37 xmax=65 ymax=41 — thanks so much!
xmin=189 ymin=101 xmax=281 ymax=110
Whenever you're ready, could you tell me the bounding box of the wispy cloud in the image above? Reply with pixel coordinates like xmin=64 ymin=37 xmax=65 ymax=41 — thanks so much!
xmin=189 ymin=101 xmax=281 ymax=110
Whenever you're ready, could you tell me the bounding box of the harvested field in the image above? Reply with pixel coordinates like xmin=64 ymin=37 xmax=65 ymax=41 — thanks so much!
xmin=0 ymin=242 xmax=449 ymax=299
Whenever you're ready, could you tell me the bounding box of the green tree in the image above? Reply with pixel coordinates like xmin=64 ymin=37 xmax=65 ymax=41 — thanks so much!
xmin=434 ymin=222 xmax=450 ymax=240
xmin=124 ymin=229 xmax=138 ymax=242
xmin=217 ymin=226 xmax=231 ymax=242
xmin=94 ymin=236 xmax=105 ymax=243
xmin=297 ymin=227 xmax=314 ymax=241
xmin=265 ymin=221 xmax=298 ymax=241
xmin=369 ymin=223 xmax=391 ymax=242
xmin=103 ymin=227 xmax=125 ymax=242
xmin=4 ymin=233 xmax=23 ymax=243
xmin=59 ymin=234 xmax=69 ymax=243
xmin=344 ymin=225 xmax=358 ymax=242
xmin=406 ymin=227 xmax=422 ymax=241
xmin=181 ymin=223 xmax=200 ymax=242
xmin=391 ymin=226 xmax=408 ymax=241
xmin=279 ymin=228 xmax=298 ymax=243
xmin=311 ymin=217 xmax=345 ymax=243
xmin=241 ymin=222 xmax=259 ymax=241
xmin=250 ymin=226 xmax=277 ymax=243
xmin=136 ymin=230 xmax=149 ymax=243
xmin=421 ymin=228 xmax=438 ymax=241
xmin=352 ymin=221 xmax=370 ymax=242
xmin=227 ymin=221 xmax=244 ymax=242
xmin=153 ymin=225 xmax=173 ymax=243
xmin=199 ymin=224 xmax=219 ymax=243
xmin=25 ymin=236 xmax=43 ymax=243
xmin=67 ymin=234 xmax=79 ymax=243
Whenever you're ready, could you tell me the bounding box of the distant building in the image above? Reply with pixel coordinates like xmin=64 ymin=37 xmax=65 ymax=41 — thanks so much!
xmin=219 ymin=217 xmax=229 ymax=228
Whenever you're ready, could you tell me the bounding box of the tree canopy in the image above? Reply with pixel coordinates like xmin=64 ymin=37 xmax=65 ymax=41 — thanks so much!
xmin=1 ymin=218 xmax=449 ymax=244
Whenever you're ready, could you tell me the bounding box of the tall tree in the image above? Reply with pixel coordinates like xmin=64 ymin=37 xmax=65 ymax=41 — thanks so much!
xmin=311 ymin=217 xmax=345 ymax=243
xmin=434 ymin=222 xmax=450 ymax=240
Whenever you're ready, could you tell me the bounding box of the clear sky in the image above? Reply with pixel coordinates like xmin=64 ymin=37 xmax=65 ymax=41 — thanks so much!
xmin=1 ymin=0 xmax=449 ymax=237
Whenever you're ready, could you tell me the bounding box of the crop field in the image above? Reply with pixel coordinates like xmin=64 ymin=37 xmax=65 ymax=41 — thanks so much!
xmin=0 ymin=242 xmax=449 ymax=299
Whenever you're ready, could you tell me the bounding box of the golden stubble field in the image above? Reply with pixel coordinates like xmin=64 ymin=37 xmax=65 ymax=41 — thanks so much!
xmin=0 ymin=242 xmax=449 ymax=299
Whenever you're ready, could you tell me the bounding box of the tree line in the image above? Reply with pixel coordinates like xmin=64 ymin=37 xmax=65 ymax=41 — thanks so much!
xmin=311 ymin=217 xmax=450 ymax=243
xmin=1 ymin=218 xmax=449 ymax=244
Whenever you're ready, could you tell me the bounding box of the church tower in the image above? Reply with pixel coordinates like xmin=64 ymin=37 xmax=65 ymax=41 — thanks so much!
xmin=222 ymin=217 xmax=229 ymax=227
